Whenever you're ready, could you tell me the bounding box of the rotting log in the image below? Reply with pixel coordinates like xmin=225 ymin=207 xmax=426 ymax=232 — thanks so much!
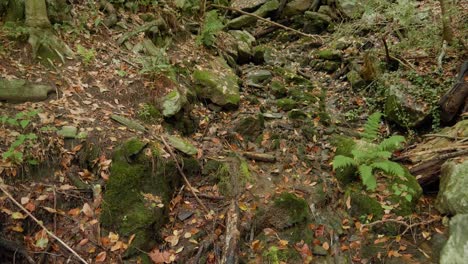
xmin=221 ymin=200 xmax=240 ymax=264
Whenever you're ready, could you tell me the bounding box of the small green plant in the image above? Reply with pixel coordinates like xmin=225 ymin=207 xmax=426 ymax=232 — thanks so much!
xmin=76 ymin=44 xmax=96 ymax=65
xmin=139 ymin=48 xmax=176 ymax=80
xmin=333 ymin=112 xmax=406 ymax=190
xmin=264 ymin=246 xmax=280 ymax=264
xmin=1 ymin=109 xmax=41 ymax=165
xmin=197 ymin=10 xmax=224 ymax=47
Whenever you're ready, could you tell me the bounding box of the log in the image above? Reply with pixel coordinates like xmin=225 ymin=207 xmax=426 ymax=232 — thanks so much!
xmin=221 ymin=200 xmax=240 ymax=264
xmin=439 ymin=61 xmax=468 ymax=123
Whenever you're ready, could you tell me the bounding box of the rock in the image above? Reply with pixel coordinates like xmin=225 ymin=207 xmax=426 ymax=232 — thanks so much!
xmin=161 ymin=90 xmax=186 ymax=117
xmin=346 ymin=185 xmax=384 ymax=219
xmin=253 ymin=44 xmax=283 ymax=65
xmin=101 ymin=139 xmax=180 ymax=256
xmin=277 ymin=98 xmax=297 ymax=111
xmin=167 ymin=135 xmax=198 ymax=155
xmin=336 ymin=0 xmax=364 ymax=19
xmin=234 ymin=115 xmax=265 ymax=141
xmin=436 ymin=159 xmax=468 ymax=215
xmin=303 ymin=11 xmax=331 ymax=34
xmin=270 ymin=80 xmax=287 ymax=98
xmin=111 ymin=114 xmax=147 ymax=132
xmin=384 ymin=83 xmax=431 ymax=128
xmin=316 ymin=49 xmax=342 ymax=61
xmin=283 ymin=0 xmax=312 ymax=17
xmin=227 ymin=0 xmax=280 ymax=29
xmin=347 ymin=70 xmax=367 ymax=90
xmin=231 ymin=0 xmax=268 ymax=11
xmin=440 ymin=214 xmax=468 ymax=264
xmin=313 ymin=61 xmax=340 ymax=73
xmin=229 ymin=30 xmax=256 ymax=63
xmin=0 ymin=78 xmax=54 ymax=103
xmin=206 ymin=154 xmax=252 ymax=196
xmin=257 ymin=192 xmax=310 ymax=229
xmin=193 ymin=56 xmax=240 ymax=108
xmin=57 ymin=126 xmax=77 ymax=138
xmin=246 ymin=69 xmax=272 ymax=86
xmin=288 ymin=109 xmax=308 ymax=119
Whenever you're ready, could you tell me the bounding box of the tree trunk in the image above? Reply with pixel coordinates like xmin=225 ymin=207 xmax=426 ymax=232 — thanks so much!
xmin=25 ymin=0 xmax=51 ymax=28
xmin=439 ymin=0 xmax=454 ymax=44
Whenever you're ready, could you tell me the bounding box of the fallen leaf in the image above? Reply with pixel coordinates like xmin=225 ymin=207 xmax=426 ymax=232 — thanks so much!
xmin=82 ymin=203 xmax=93 ymax=217
xmin=95 ymin=251 xmax=107 ymax=262
xmin=149 ymin=249 xmax=172 ymax=264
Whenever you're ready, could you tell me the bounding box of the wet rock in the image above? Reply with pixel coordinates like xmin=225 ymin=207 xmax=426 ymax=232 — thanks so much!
xmin=384 ymin=83 xmax=431 ymax=128
xmin=193 ymin=56 xmax=240 ymax=108
xmin=231 ymin=0 xmax=268 ymax=11
xmin=227 ymin=0 xmax=280 ymax=29
xmin=283 ymin=0 xmax=312 ymax=17
xmin=440 ymin=214 xmax=468 ymax=263
xmin=436 ymin=159 xmax=468 ymax=215
xmin=234 ymin=114 xmax=265 ymax=141
xmin=246 ymin=69 xmax=272 ymax=86
xmin=347 ymin=70 xmax=366 ymax=90
xmin=270 ymin=80 xmax=287 ymax=98
xmin=303 ymin=11 xmax=331 ymax=34
xmin=277 ymin=98 xmax=297 ymax=111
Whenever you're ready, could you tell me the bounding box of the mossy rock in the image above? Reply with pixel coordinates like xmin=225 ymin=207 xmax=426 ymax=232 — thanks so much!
xmin=313 ymin=61 xmax=340 ymax=73
xmin=101 ymin=138 xmax=184 ymax=257
xmin=270 ymin=80 xmax=287 ymax=98
xmin=388 ymin=169 xmax=422 ymax=216
xmin=316 ymin=49 xmax=342 ymax=61
xmin=288 ymin=88 xmax=317 ymax=105
xmin=345 ymin=185 xmax=384 ymax=219
xmin=347 ymin=70 xmax=367 ymax=90
xmin=206 ymin=154 xmax=252 ymax=197
xmin=330 ymin=135 xmax=358 ymax=185
xmin=234 ymin=114 xmax=265 ymax=141
xmin=288 ymin=109 xmax=308 ymax=120
xmin=276 ymin=98 xmax=297 ymax=111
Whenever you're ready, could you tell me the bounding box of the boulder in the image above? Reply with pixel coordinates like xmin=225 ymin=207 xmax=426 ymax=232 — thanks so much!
xmin=227 ymin=0 xmax=280 ymax=29
xmin=336 ymin=0 xmax=364 ymax=19
xmin=234 ymin=114 xmax=265 ymax=141
xmin=283 ymin=0 xmax=312 ymax=17
xmin=303 ymin=11 xmax=331 ymax=34
xmin=436 ymin=159 xmax=468 ymax=215
xmin=440 ymin=214 xmax=468 ymax=263
xmin=229 ymin=30 xmax=256 ymax=63
xmin=193 ymin=57 xmax=240 ymax=108
xmin=347 ymin=70 xmax=367 ymax=90
xmin=0 ymin=78 xmax=54 ymax=103
xmin=231 ymin=0 xmax=268 ymax=11
xmin=161 ymin=89 xmax=187 ymax=117
xmin=384 ymin=82 xmax=431 ymax=128
xmin=246 ymin=69 xmax=272 ymax=86
xmin=270 ymin=80 xmax=287 ymax=98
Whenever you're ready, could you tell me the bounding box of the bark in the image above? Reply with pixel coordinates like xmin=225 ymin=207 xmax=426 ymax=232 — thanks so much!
xmin=439 ymin=0 xmax=454 ymax=44
xmin=25 ymin=0 xmax=51 ymax=28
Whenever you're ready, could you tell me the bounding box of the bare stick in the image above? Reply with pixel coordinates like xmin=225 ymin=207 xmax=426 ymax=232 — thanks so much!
xmin=361 ymin=217 xmax=441 ymax=236
xmin=221 ymin=200 xmax=240 ymax=264
xmin=211 ymin=4 xmax=323 ymax=42
xmin=160 ymin=136 xmax=210 ymax=214
xmin=0 ymin=182 xmax=89 ymax=264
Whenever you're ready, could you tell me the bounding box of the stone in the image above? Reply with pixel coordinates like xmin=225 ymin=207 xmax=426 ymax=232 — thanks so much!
xmin=270 ymin=80 xmax=287 ymax=98
xmin=337 ymin=0 xmax=364 ymax=19
xmin=161 ymin=90 xmax=186 ymax=117
xmin=229 ymin=30 xmax=256 ymax=63
xmin=246 ymin=69 xmax=272 ymax=86
xmin=316 ymin=49 xmax=342 ymax=61
xmin=234 ymin=115 xmax=265 ymax=141
xmin=313 ymin=61 xmax=340 ymax=73
xmin=231 ymin=0 xmax=268 ymax=11
xmin=0 ymin=78 xmax=54 ymax=103
xmin=283 ymin=0 xmax=312 ymax=17
xmin=57 ymin=126 xmax=77 ymax=139
xmin=167 ymin=135 xmax=198 ymax=155
xmin=253 ymin=44 xmax=282 ymax=65
xmin=347 ymin=70 xmax=366 ymax=90
xmin=440 ymin=214 xmax=468 ymax=264
xmin=346 ymin=186 xmax=384 ymax=219
xmin=384 ymin=83 xmax=431 ymax=128
xmin=303 ymin=11 xmax=331 ymax=34
xmin=193 ymin=56 xmax=240 ymax=108
xmin=288 ymin=109 xmax=308 ymax=119
xmin=276 ymin=98 xmax=297 ymax=111
xmin=436 ymin=159 xmax=468 ymax=215
xmin=227 ymin=0 xmax=280 ymax=29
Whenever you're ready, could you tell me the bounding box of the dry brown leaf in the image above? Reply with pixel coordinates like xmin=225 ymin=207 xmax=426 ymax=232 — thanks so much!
xmin=95 ymin=251 xmax=107 ymax=262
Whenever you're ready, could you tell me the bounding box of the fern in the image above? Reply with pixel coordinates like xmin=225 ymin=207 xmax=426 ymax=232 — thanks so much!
xmin=332 ymin=155 xmax=357 ymax=170
xmin=361 ymin=112 xmax=383 ymax=141
xmin=359 ymin=165 xmax=376 ymax=190
xmin=197 ymin=10 xmax=224 ymax=47
xmin=377 ymin=135 xmax=405 ymax=151
xmin=371 ymin=161 xmax=405 ymax=176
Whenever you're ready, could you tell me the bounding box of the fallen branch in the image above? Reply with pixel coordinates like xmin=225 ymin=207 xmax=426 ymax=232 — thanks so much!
xmin=0 ymin=181 xmax=88 ymax=264
xmin=361 ymin=216 xmax=441 ymax=236
xmin=221 ymin=200 xmax=240 ymax=264
xmin=211 ymin=4 xmax=323 ymax=42
xmin=242 ymin=152 xmax=276 ymax=162
xmin=396 ymin=144 xmax=468 ymax=160
xmin=422 ymin=134 xmax=467 ymax=141
xmin=160 ymin=136 xmax=210 ymax=214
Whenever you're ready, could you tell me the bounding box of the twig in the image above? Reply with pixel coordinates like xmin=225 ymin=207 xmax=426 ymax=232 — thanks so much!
xmin=362 ymin=217 xmax=441 ymax=236
xmin=0 ymin=182 xmax=89 ymax=264
xmin=211 ymin=4 xmax=323 ymax=42
xmin=437 ymin=40 xmax=447 ymax=71
xmin=422 ymin=134 xmax=467 ymax=141
xmin=185 ymin=192 xmax=225 ymax=201
xmin=160 ymin=136 xmax=210 ymax=214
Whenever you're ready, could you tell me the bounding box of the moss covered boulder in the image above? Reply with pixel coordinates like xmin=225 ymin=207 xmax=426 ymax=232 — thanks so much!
xmin=234 ymin=114 xmax=265 ymax=141
xmin=101 ymin=138 xmax=197 ymax=257
xmin=436 ymin=159 xmax=468 ymax=215
xmin=227 ymin=0 xmax=280 ymax=29
xmin=303 ymin=11 xmax=332 ymax=34
xmin=193 ymin=56 xmax=240 ymax=108
xmin=346 ymin=185 xmax=384 ymax=219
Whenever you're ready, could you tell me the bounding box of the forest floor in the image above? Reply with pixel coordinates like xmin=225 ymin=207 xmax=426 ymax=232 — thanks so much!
xmin=0 ymin=1 xmax=467 ymax=264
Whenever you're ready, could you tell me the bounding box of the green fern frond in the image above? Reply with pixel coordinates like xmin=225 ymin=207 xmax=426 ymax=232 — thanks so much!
xmin=378 ymin=135 xmax=405 ymax=152
xmin=372 ymin=151 xmax=393 ymax=159
xmin=197 ymin=10 xmax=224 ymax=47
xmin=361 ymin=112 xmax=383 ymax=141
xmin=332 ymin=155 xmax=357 ymax=170
xmin=358 ymin=164 xmax=376 ymax=190
xmin=371 ymin=161 xmax=405 ymax=176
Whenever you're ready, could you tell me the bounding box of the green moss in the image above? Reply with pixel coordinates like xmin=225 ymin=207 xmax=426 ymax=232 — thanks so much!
xmin=276 ymin=98 xmax=297 ymax=111
xmin=274 ymin=192 xmax=310 ymax=224
xmin=316 ymin=49 xmax=342 ymax=61
xmin=288 ymin=88 xmax=317 ymax=105
xmin=270 ymin=80 xmax=287 ymax=98
xmin=346 ymin=186 xmax=384 ymax=219
xmin=211 ymin=155 xmax=252 ymax=196
xmin=331 ymin=135 xmax=359 ymax=185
